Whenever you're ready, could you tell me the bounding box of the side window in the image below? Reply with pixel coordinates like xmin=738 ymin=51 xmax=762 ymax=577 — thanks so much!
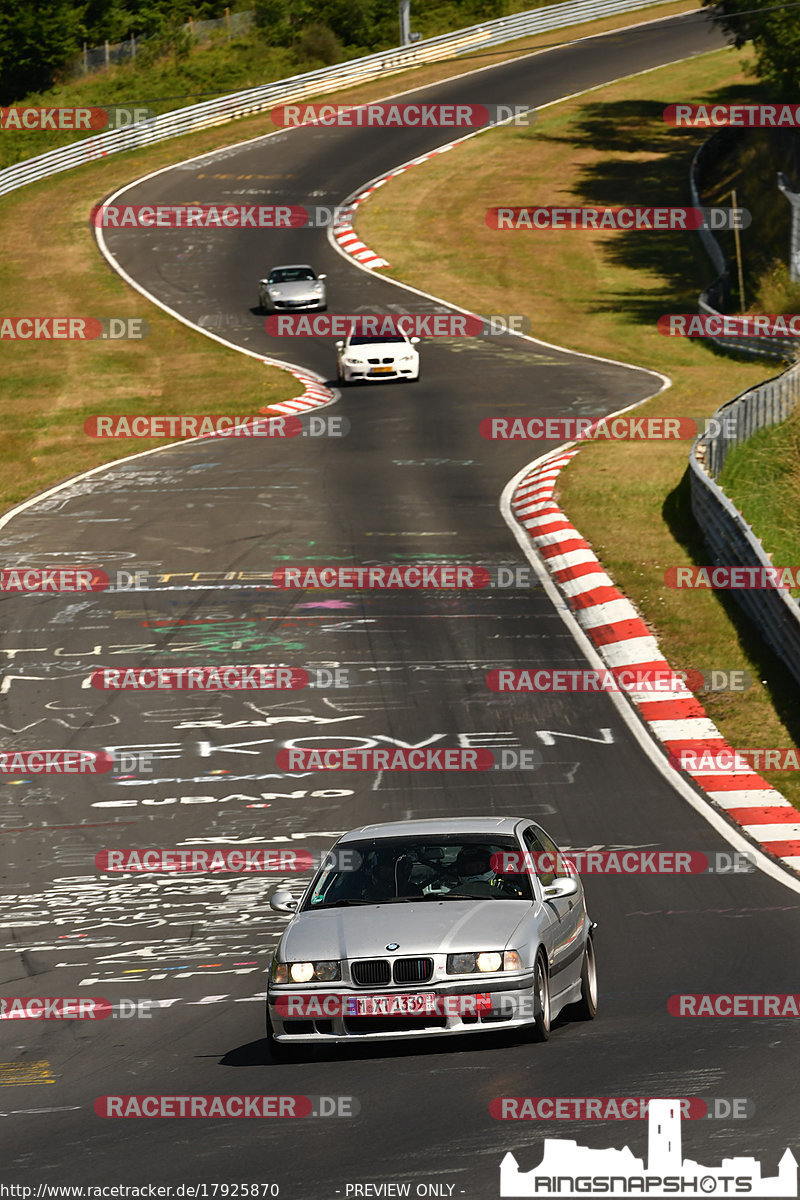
xmin=533 ymin=826 xmax=571 ymax=881
xmin=522 ymin=826 xmax=554 ymax=888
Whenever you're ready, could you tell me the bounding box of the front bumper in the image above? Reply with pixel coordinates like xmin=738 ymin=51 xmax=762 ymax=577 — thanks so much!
xmin=340 ymin=362 xmax=417 ymax=382
xmin=267 ymin=974 xmax=536 ymax=1043
xmin=263 ymin=297 xmax=326 ymax=311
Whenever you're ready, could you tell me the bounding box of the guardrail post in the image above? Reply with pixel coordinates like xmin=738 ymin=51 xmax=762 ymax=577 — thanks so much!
xmin=777 ymin=172 xmax=800 ymax=282
xmin=399 ymin=0 xmax=411 ymax=46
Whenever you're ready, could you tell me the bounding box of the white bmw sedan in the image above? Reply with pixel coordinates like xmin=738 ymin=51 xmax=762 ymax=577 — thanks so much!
xmin=336 ymin=329 xmax=420 ymax=383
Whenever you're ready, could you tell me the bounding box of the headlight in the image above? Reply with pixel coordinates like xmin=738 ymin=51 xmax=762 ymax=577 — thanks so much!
xmin=446 ymin=950 xmax=522 ymax=974
xmin=269 ymin=289 xmax=282 ymax=298
xmin=344 ymin=357 xmax=364 ymax=366
xmin=398 ymin=354 xmax=414 ymax=363
xmin=272 ymin=960 xmax=341 ymax=984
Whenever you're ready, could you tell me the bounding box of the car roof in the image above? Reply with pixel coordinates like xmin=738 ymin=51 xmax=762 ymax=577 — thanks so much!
xmin=269 ymin=263 xmax=316 ymax=271
xmin=336 ymin=817 xmax=526 ymax=843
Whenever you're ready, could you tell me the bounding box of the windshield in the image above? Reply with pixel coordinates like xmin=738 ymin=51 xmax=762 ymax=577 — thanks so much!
xmin=269 ymin=268 xmax=316 ymax=283
xmin=349 ymin=334 xmax=407 ymax=346
xmin=304 ymin=837 xmax=533 ymax=910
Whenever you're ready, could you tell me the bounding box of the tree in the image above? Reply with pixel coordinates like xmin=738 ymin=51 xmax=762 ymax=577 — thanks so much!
xmin=0 ymin=0 xmax=83 ymax=102
xmin=702 ymin=0 xmax=800 ymax=96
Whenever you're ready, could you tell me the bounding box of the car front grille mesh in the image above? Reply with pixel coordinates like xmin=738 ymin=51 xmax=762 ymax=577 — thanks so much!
xmin=351 ymin=959 xmax=391 ymax=987
xmin=393 ymin=957 xmax=433 ymax=984
xmin=351 ymin=957 xmax=434 ymax=986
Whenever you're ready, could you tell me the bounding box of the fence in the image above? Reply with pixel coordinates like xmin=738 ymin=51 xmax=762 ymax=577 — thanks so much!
xmin=689 ymin=360 xmax=800 ymax=686
xmin=0 ymin=0 xmax=678 ymax=200
xmin=690 ymin=130 xmax=800 ymax=360
xmin=73 ymin=11 xmax=256 ymax=75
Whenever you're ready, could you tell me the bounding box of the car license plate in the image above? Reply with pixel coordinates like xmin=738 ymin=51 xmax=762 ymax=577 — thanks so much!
xmin=370 ymin=366 xmax=393 ymax=374
xmin=347 ymin=993 xmax=437 ymax=1017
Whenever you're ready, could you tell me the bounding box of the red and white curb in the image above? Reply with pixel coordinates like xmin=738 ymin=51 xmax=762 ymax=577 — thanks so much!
xmin=259 ymin=365 xmax=335 ymax=416
xmin=331 ymin=142 xmax=466 ymax=271
xmin=511 ymin=446 xmax=800 ymax=876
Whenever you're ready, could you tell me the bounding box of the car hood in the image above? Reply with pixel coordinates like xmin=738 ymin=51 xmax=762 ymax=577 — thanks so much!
xmin=278 ymin=900 xmax=531 ymax=961
xmin=345 ymin=341 xmax=411 ymax=356
xmin=267 ymin=280 xmax=320 ymax=298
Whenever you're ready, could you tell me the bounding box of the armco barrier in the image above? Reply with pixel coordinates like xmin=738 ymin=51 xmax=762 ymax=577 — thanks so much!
xmin=690 ymin=131 xmax=800 ymax=360
xmin=0 ymin=0 xmax=677 ymax=200
xmin=689 ymin=360 xmax=800 ymax=686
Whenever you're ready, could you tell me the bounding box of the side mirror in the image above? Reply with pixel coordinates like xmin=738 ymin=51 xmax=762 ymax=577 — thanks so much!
xmin=335 ymin=341 xmax=344 ymax=351
xmin=410 ymin=337 xmax=420 ymax=345
xmin=259 ymin=279 xmax=269 ymax=285
xmin=318 ymin=274 xmax=327 ymax=280
xmin=270 ymin=889 xmax=298 ymax=914
xmin=542 ymin=877 xmax=579 ymax=901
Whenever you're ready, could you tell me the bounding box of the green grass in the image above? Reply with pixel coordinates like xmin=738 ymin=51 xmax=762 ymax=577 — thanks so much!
xmin=719 ymin=403 xmax=800 ymax=597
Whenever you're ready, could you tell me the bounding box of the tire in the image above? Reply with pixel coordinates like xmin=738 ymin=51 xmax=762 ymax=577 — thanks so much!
xmin=524 ymin=953 xmax=551 ymax=1042
xmin=573 ymin=935 xmax=598 ymax=1021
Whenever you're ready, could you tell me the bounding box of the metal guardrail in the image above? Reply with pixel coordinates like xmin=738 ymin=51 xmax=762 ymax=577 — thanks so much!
xmin=0 ymin=0 xmax=676 ymax=200
xmin=690 ymin=131 xmax=800 ymax=360
xmin=689 ymin=360 xmax=800 ymax=686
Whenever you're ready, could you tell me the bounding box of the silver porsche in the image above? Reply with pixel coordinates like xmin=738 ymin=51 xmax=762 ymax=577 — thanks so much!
xmin=258 ymin=264 xmax=326 ymax=313
xmin=266 ymin=817 xmax=597 ymax=1049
